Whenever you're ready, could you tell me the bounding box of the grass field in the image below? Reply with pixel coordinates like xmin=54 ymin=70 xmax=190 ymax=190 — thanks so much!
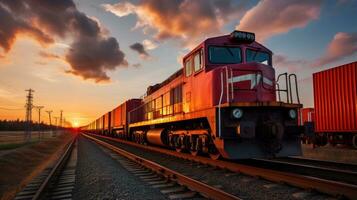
xmin=0 ymin=131 xmax=63 ymax=150
xmin=0 ymin=131 xmax=74 ymax=200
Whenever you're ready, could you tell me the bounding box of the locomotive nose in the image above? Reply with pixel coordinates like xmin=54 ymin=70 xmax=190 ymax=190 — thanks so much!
xmin=256 ymin=118 xmax=284 ymax=155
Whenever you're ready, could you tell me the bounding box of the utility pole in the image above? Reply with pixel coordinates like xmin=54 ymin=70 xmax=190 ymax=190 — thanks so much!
xmin=25 ymin=89 xmax=34 ymax=142
xmin=54 ymin=116 xmax=58 ymax=137
xmin=60 ymin=110 xmax=63 ymax=129
xmin=35 ymin=106 xmax=44 ymax=140
xmin=46 ymin=110 xmax=53 ymax=137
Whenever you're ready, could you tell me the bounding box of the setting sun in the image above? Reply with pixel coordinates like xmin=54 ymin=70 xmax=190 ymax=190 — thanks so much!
xmin=73 ymin=121 xmax=79 ymax=127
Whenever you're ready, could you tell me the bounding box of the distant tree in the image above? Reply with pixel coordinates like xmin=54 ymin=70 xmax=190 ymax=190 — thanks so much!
xmin=0 ymin=119 xmax=60 ymax=131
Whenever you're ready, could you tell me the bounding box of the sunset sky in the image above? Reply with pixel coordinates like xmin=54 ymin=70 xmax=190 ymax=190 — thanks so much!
xmin=0 ymin=0 xmax=357 ymax=126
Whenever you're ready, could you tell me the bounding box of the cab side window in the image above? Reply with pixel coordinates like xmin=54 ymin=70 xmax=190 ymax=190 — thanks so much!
xmin=193 ymin=50 xmax=202 ymax=72
xmin=185 ymin=58 xmax=193 ymax=77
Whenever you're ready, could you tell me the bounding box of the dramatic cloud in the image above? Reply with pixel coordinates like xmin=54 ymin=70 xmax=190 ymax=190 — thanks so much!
xmin=0 ymin=0 xmax=128 ymax=83
xmin=103 ymin=0 xmax=247 ymax=47
xmin=0 ymin=4 xmax=54 ymax=52
xmin=237 ymin=0 xmax=322 ymax=41
xmin=66 ymin=36 xmax=127 ymax=82
xmin=315 ymin=32 xmax=357 ymax=66
xmin=130 ymin=42 xmax=149 ymax=59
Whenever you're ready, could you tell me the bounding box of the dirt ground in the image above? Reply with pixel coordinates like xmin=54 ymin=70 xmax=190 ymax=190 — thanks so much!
xmin=301 ymin=144 xmax=357 ymax=164
xmin=0 ymin=131 xmax=75 ymax=200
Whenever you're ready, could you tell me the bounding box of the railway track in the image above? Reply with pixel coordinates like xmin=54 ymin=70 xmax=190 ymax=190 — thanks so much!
xmin=83 ymin=133 xmax=241 ymax=200
xmin=244 ymin=157 xmax=357 ymax=185
xmin=14 ymin=137 xmax=77 ymax=200
xmin=84 ymin=133 xmax=357 ymax=199
xmin=278 ymin=156 xmax=357 ymax=171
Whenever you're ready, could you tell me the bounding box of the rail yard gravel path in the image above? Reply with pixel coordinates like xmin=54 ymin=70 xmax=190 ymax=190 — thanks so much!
xmin=91 ymin=135 xmax=335 ymax=200
xmin=72 ymin=135 xmax=168 ymax=200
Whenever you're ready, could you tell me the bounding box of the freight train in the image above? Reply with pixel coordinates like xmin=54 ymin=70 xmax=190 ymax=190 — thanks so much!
xmin=299 ymin=62 xmax=357 ymax=149
xmin=82 ymin=30 xmax=303 ymax=159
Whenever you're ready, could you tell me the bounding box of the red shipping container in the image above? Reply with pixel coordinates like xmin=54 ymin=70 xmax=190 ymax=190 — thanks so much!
xmin=104 ymin=112 xmax=111 ymax=129
xmin=112 ymin=99 xmax=142 ymax=129
xmin=298 ymin=108 xmax=315 ymax=126
xmin=313 ymin=61 xmax=357 ymax=133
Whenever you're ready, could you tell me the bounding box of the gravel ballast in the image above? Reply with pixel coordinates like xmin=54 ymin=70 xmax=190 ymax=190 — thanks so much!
xmin=72 ymin=135 xmax=167 ymax=200
xmin=90 ymin=134 xmax=334 ymax=200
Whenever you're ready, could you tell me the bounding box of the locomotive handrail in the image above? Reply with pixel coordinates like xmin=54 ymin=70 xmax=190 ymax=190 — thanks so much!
xmin=288 ymin=74 xmax=300 ymax=104
xmin=218 ymin=69 xmax=225 ymax=138
xmin=276 ymin=73 xmax=289 ymax=103
xmin=276 ymin=83 xmax=281 ymax=101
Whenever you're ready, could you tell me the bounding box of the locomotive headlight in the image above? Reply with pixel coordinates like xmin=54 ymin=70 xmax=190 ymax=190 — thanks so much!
xmin=232 ymin=108 xmax=244 ymax=119
xmin=288 ymin=109 xmax=297 ymax=119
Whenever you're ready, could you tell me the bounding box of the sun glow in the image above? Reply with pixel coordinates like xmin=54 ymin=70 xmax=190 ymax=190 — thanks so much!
xmin=73 ymin=121 xmax=79 ymax=127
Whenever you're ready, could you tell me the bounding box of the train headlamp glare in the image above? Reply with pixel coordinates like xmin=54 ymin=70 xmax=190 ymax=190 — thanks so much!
xmin=288 ymin=109 xmax=297 ymax=119
xmin=232 ymin=108 xmax=243 ymax=119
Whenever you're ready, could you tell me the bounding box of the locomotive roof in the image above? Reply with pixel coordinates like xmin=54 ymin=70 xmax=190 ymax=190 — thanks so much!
xmin=183 ymin=34 xmax=272 ymax=61
xmin=146 ymin=32 xmax=272 ymax=96
xmin=146 ymin=68 xmax=183 ymax=96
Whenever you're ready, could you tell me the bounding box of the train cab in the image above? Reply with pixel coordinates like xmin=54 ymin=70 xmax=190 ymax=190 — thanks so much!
xmin=181 ymin=31 xmax=302 ymax=159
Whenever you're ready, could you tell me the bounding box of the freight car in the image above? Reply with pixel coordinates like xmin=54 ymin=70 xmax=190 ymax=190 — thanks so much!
xmin=311 ymin=62 xmax=357 ymax=148
xmin=82 ymin=30 xmax=303 ymax=159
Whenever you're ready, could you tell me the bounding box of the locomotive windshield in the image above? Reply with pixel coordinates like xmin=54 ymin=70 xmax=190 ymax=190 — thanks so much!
xmin=246 ymin=49 xmax=271 ymax=66
xmin=208 ymin=46 xmax=242 ymax=64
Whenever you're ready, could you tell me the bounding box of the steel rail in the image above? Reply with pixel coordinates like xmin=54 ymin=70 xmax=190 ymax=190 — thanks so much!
xmin=85 ymin=133 xmax=357 ymax=199
xmin=286 ymin=156 xmax=357 ymax=169
xmin=83 ymin=134 xmax=241 ymax=200
xmin=252 ymin=158 xmax=357 ymax=176
xmin=32 ymin=137 xmax=76 ymax=200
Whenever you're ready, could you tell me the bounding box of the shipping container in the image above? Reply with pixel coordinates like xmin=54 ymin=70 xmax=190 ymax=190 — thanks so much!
xmin=104 ymin=112 xmax=111 ymax=130
xmin=111 ymin=99 xmax=142 ymax=129
xmin=313 ymin=62 xmax=357 ymax=133
xmin=313 ymin=61 xmax=357 ymax=147
xmin=298 ymin=108 xmax=315 ymax=126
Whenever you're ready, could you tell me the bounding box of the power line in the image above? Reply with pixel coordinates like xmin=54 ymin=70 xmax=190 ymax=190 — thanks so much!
xmin=0 ymin=107 xmax=24 ymax=110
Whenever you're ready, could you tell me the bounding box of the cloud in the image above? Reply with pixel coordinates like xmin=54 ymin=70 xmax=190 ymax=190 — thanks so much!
xmin=130 ymin=42 xmax=149 ymax=59
xmin=103 ymin=0 xmax=248 ymax=47
xmin=102 ymin=1 xmax=136 ymax=17
xmin=0 ymin=4 xmax=54 ymax=52
xmin=143 ymin=39 xmax=158 ymax=50
xmin=39 ymin=51 xmax=61 ymax=59
xmin=314 ymin=32 xmax=357 ymax=66
xmin=66 ymin=36 xmax=127 ymax=82
xmin=0 ymin=0 xmax=128 ymax=83
xmin=132 ymin=63 xmax=141 ymax=68
xmin=237 ymin=0 xmax=322 ymax=41
xmin=273 ymin=54 xmax=309 ymax=72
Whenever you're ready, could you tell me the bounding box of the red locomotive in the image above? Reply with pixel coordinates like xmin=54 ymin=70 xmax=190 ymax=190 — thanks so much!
xmin=83 ymin=30 xmax=303 ymax=159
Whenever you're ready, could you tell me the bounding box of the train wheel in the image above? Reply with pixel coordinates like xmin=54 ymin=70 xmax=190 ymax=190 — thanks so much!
xmin=189 ymin=136 xmax=198 ymax=156
xmin=209 ymin=145 xmax=221 ymax=160
xmin=352 ymin=135 xmax=357 ymax=149
xmin=209 ymin=152 xmax=221 ymax=160
xmin=190 ymin=150 xmax=198 ymax=156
